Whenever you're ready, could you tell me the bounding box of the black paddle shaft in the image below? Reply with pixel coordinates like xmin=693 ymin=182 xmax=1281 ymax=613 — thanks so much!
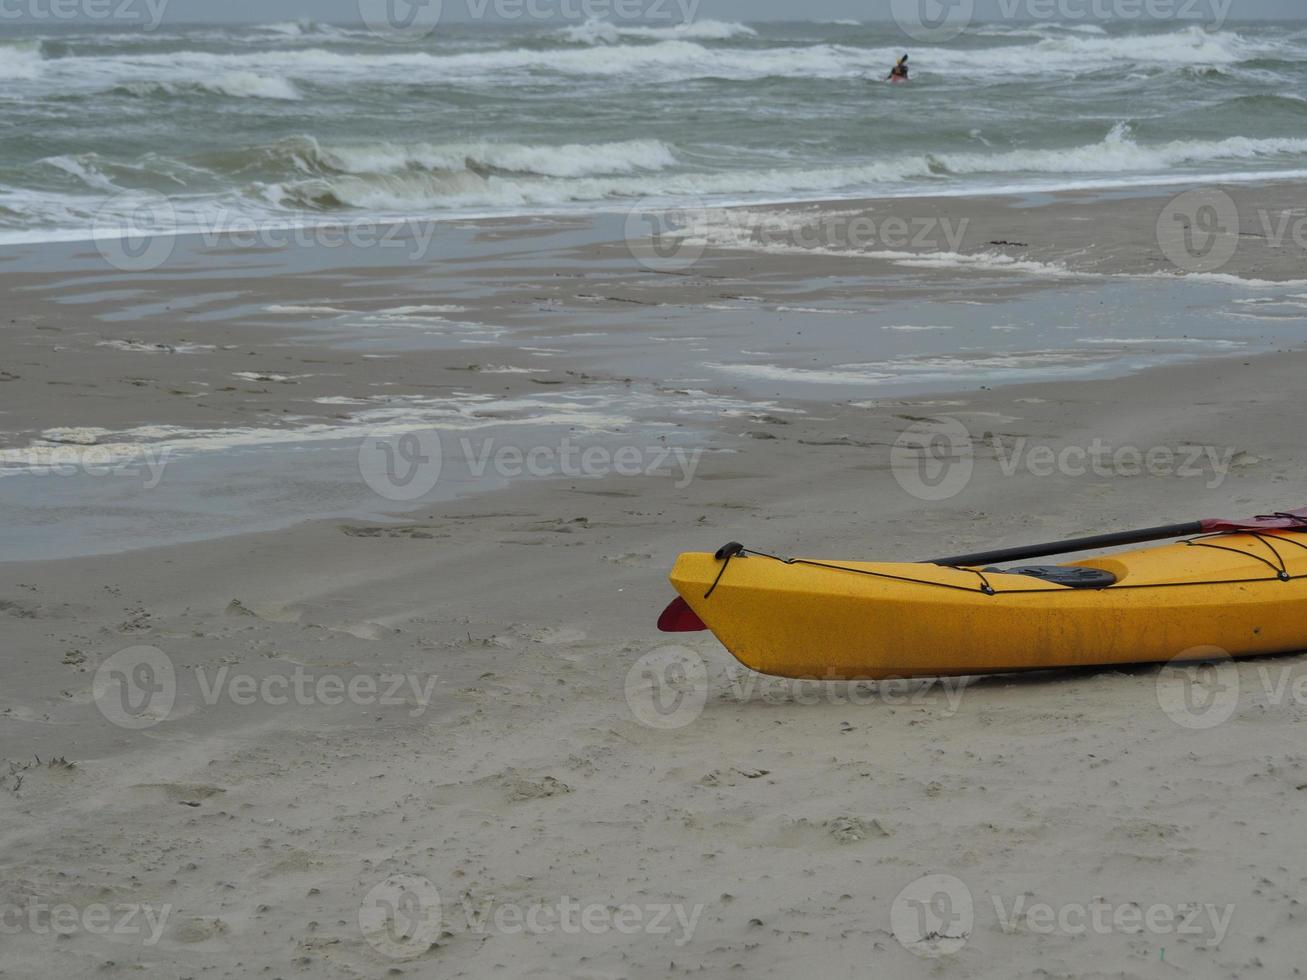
xmin=931 ymin=521 xmax=1204 ymax=568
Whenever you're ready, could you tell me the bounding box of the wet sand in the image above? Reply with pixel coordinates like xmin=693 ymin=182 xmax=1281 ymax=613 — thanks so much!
xmin=4 ymin=182 xmax=1306 ymax=559
xmin=2 ymin=181 xmax=1306 ymax=977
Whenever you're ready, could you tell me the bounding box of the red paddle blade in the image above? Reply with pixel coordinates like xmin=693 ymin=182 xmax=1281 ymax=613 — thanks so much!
xmin=658 ymin=596 xmax=707 ymax=632
xmin=1201 ymin=507 xmax=1307 ymax=533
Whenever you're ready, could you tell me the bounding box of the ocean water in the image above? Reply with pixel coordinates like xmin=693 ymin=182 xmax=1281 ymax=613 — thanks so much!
xmin=2 ymin=19 xmax=1307 ymax=244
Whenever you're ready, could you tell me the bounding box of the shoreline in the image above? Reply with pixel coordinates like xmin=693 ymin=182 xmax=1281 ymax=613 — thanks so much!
xmin=8 ymin=168 xmax=1307 ymax=254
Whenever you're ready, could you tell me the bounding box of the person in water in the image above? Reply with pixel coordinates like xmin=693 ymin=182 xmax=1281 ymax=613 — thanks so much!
xmin=888 ymin=54 xmax=909 ymax=81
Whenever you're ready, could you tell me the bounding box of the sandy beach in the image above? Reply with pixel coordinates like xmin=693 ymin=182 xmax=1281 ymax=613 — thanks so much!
xmin=3 ymin=178 xmax=1307 ymax=978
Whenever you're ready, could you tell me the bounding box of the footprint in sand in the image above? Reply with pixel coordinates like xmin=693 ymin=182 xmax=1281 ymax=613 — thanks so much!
xmin=604 ymin=553 xmax=653 ymax=567
xmin=340 ymin=525 xmax=447 ymax=540
xmin=171 ymin=917 xmax=230 ymax=944
xmin=528 ymin=627 xmax=587 ymax=646
xmin=132 ymin=783 xmax=226 ymax=805
xmin=430 ymin=769 xmax=572 ymax=807
xmin=749 ymin=815 xmax=893 ymax=849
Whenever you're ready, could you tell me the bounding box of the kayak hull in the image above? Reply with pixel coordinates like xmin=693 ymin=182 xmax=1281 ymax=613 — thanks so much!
xmin=668 ymin=533 xmax=1307 ymax=679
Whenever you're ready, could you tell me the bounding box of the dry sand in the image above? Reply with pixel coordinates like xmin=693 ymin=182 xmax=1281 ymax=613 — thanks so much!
xmin=2 ymin=183 xmax=1307 ymax=978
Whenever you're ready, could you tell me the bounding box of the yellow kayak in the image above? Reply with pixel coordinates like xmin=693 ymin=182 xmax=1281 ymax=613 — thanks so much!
xmin=662 ymin=530 xmax=1307 ymax=680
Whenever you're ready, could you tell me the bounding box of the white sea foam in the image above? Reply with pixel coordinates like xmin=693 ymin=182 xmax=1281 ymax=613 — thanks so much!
xmin=255 ymin=21 xmax=306 ymax=35
xmin=97 ymin=339 xmax=215 ymax=353
xmin=38 ymin=40 xmax=755 ymax=84
xmin=1076 ymin=337 xmax=1244 ymax=348
xmin=707 ymin=349 xmax=1168 ymax=387
xmin=708 ymin=362 xmax=894 ymax=385
xmin=561 ymin=19 xmax=621 ymax=44
xmin=112 ymin=73 xmax=302 ymax=100
xmin=0 ymin=388 xmax=780 ymax=473
xmin=938 ymin=26 xmax=1270 ymax=74
xmin=927 ymin=124 xmax=1307 ymax=177
xmin=25 ymin=28 xmax=1275 ymax=91
xmin=561 ymin=18 xmax=757 ymax=44
xmin=2 ymin=398 xmax=619 ymax=470
xmin=205 ymin=72 xmax=302 ymax=100
xmin=252 ymin=20 xmax=343 ymax=37
xmin=1142 ymin=271 xmax=1307 ymax=288
xmin=1223 ymin=311 xmax=1306 ymax=321
xmin=272 ymin=135 xmax=677 ymax=179
xmin=771 ymin=305 xmax=860 ymax=315
xmin=0 ymin=42 xmax=42 ymax=80
xmin=6 ymin=25 xmax=1307 ymax=247
xmin=883 ymin=251 xmax=1081 ymax=277
xmin=690 ymin=212 xmax=1086 ymax=276
xmin=683 ymin=205 xmax=1307 ymax=288
xmin=375 ymin=304 xmax=469 ymax=314
xmin=881 ymin=324 xmax=955 ymax=332
xmin=260 ymin=124 xmax=1307 ymax=220
xmin=41 ymin=155 xmax=120 ymax=192
xmin=1234 ymin=299 xmax=1307 ymax=309
xmin=264 ymin=304 xmax=350 ymax=315
xmin=39 ymin=427 xmax=112 ymax=446
xmin=232 ymin=371 xmax=311 ymax=383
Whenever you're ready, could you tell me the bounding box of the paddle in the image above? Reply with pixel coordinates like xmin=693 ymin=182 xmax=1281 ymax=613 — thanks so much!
xmin=931 ymin=507 xmax=1307 ymax=568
